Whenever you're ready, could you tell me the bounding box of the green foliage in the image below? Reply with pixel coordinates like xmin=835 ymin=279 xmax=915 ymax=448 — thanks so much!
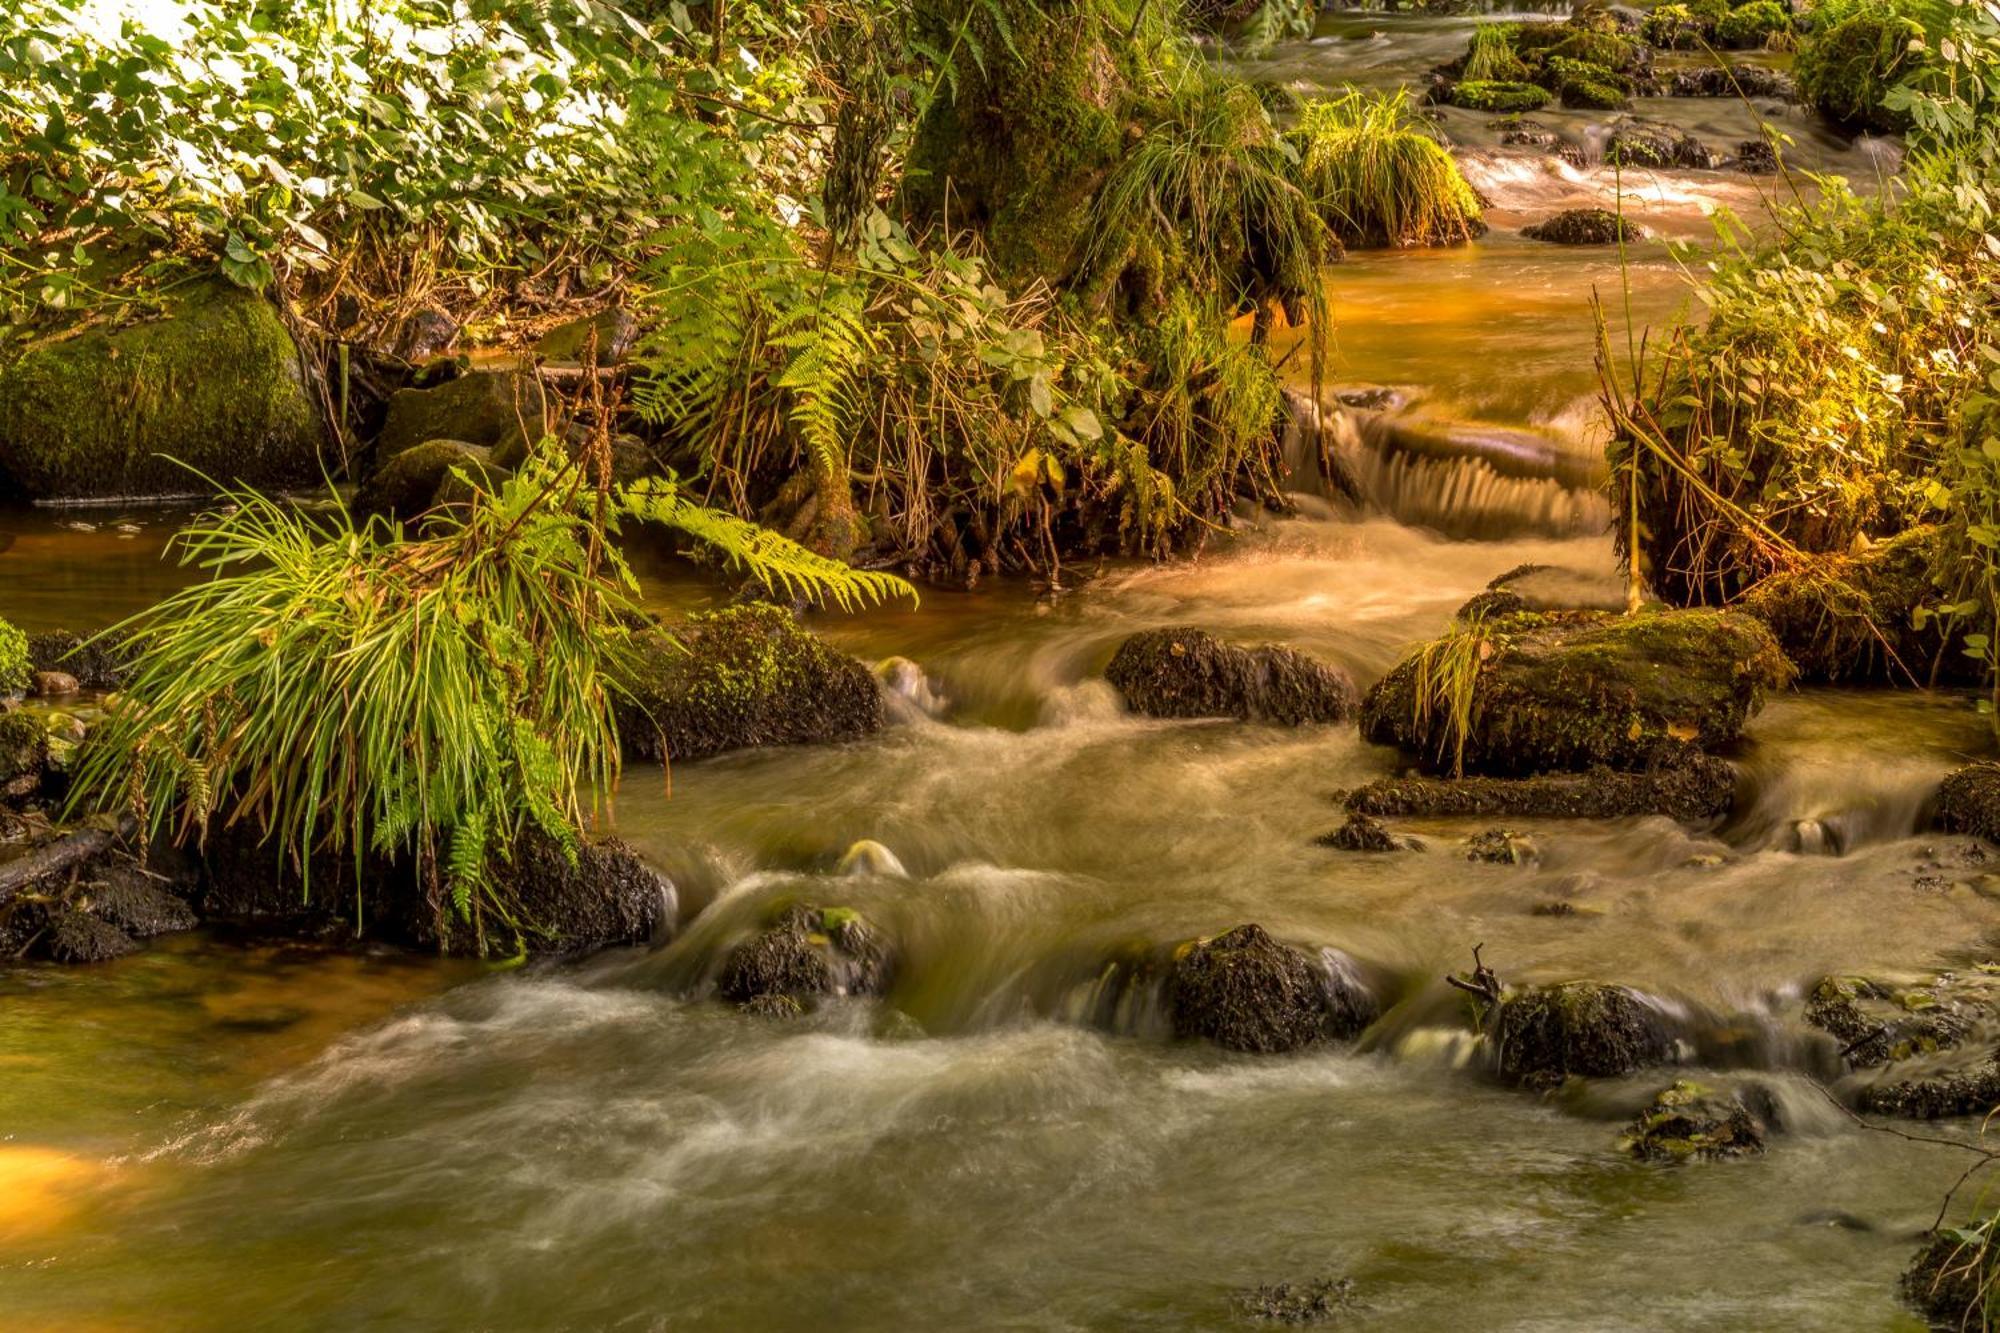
xmin=1287 ymin=90 xmax=1485 ymax=249
xmin=1796 ymin=0 xmax=1931 ymax=131
xmin=1716 ymin=0 xmax=1793 ymax=48
xmin=1445 ymin=80 xmax=1553 ymax=113
xmin=1408 ymin=614 xmax=1495 ymax=779
xmin=1462 ymin=24 xmax=1528 ymax=82
xmin=1640 ymin=5 xmax=1707 ymax=49
xmin=0 ymin=616 xmax=26 ymax=695
xmin=65 ymin=443 xmax=911 ymax=951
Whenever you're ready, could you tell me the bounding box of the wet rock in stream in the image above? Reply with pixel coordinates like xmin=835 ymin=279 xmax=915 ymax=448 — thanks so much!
xmin=1605 ymin=122 xmax=1718 ymax=170
xmin=1667 ymin=65 xmax=1796 ymax=99
xmin=1167 ymin=924 xmax=1377 ymax=1054
xmin=1314 ymin=812 xmax=1419 ymax=853
xmin=1235 ymin=1275 xmax=1359 ymax=1324
xmin=1620 ymin=1080 xmax=1768 ymax=1162
xmin=1521 ymin=208 xmax=1644 ymax=246
xmin=26 ymin=630 xmax=134 ymax=691
xmin=1494 ymin=982 xmax=1678 ymax=1089
xmin=1804 ymin=970 xmax=2000 ymax=1069
xmin=1359 ymin=609 xmax=1790 ymax=777
xmin=1106 ymin=627 xmax=1356 ymax=726
xmin=1936 ymin=762 xmax=2000 ymax=844
xmin=1904 ymin=1230 xmax=2000 ymax=1327
xmin=1345 ymin=754 xmax=1737 ymax=821
xmin=1854 ymin=1057 xmax=2000 ymax=1119
xmin=716 ymin=903 xmax=892 ymax=1009
xmin=1465 ymin=829 xmax=1537 ymax=864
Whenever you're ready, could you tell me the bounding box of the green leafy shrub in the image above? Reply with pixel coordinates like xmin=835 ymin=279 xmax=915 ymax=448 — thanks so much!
xmin=1716 ymin=0 xmax=1793 ymax=49
xmin=0 ymin=617 xmax=26 ymax=694
xmin=1288 ymin=89 xmax=1485 ymax=248
xmin=1796 ymin=2 xmax=1930 ymax=131
xmin=1641 ymin=5 xmax=1707 ymax=49
xmin=67 ymin=444 xmax=912 ymax=950
xmin=1446 ymin=80 xmax=1554 ymax=112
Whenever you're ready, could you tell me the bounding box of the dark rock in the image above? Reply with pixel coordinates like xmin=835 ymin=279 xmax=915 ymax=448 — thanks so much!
xmin=1522 ymin=208 xmax=1643 ymax=245
xmin=84 ymin=869 xmax=199 ymax=938
xmin=1105 ymin=627 xmax=1356 ymax=726
xmin=1466 ymin=828 xmax=1537 ymax=863
xmin=1904 ymin=1230 xmax=1998 ymax=1326
xmin=27 ymin=630 xmax=133 ymax=691
xmin=1621 ymin=1079 xmax=1767 ymax=1161
xmin=740 ymin=993 xmax=807 ymax=1019
xmin=0 ymin=280 xmax=323 ymax=500
xmin=1494 ymin=981 xmax=1677 ymax=1088
xmin=377 ymin=369 xmax=545 ymax=458
xmin=0 ymin=710 xmax=47 ymax=802
xmin=1359 ymin=609 xmax=1791 ymax=777
xmin=1732 ymin=139 xmax=1781 ymax=174
xmin=1606 ymin=123 xmax=1718 ymax=170
xmin=1806 ymin=972 xmax=1995 ymax=1068
xmin=615 ymin=605 xmax=884 ymax=763
xmin=394 ymin=307 xmax=459 ymax=362
xmin=1166 ymin=924 xmax=1377 ymax=1054
xmin=537 ymin=309 xmax=640 ymax=366
xmin=1315 ymin=811 xmax=1418 ymax=852
xmin=352 ymin=440 xmax=497 ymax=520
xmin=1235 ymin=1275 xmax=1359 ymax=1324
xmin=490 ymin=423 xmax=655 ymax=486
xmin=1668 ymin=65 xmax=1796 ymax=99
xmin=45 ymin=909 xmax=139 ymax=963
xmin=1345 ymin=755 xmax=1738 ymax=821
xmin=1938 ymin=763 xmax=2000 ymax=844
xmin=716 ymin=903 xmax=891 ymax=1006
xmin=1859 ymin=1060 xmax=2000 ymax=1118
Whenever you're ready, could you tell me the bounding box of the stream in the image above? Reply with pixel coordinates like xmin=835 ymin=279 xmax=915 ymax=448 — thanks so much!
xmin=0 ymin=12 xmax=1980 ymax=1331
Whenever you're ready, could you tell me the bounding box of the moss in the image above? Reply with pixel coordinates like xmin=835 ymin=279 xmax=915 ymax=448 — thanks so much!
xmin=1445 ymin=80 xmax=1552 ymax=113
xmin=351 ymin=440 xmax=497 ymax=521
xmin=904 ymin=0 xmax=1131 ymax=282
xmin=1621 ymin=1080 xmax=1767 ymax=1161
xmin=0 ymin=281 xmax=322 ymax=499
xmin=1166 ymin=923 xmax=1377 ymax=1053
xmin=1104 ymin=626 xmax=1356 ymax=725
xmin=1558 ymin=75 xmax=1631 ymax=110
xmin=614 ymin=604 xmax=884 ymax=762
xmin=1796 ymin=7 xmax=1927 ymax=133
xmin=1494 ymin=981 xmax=1677 ymax=1088
xmin=0 ymin=709 xmax=46 ymax=801
xmin=0 ymin=617 xmax=27 ymax=694
xmin=1360 ymin=609 xmax=1791 ymax=777
xmin=1715 ymin=0 xmax=1791 ymax=49
xmin=716 ymin=902 xmax=891 ymax=1007
xmin=1606 ymin=123 xmax=1717 ymax=169
xmin=1904 ymin=1229 xmax=2000 ymax=1325
xmin=1641 ymin=4 xmax=1706 ymax=48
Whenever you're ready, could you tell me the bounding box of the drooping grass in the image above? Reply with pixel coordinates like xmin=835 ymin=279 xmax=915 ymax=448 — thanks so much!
xmin=1462 ymin=24 xmax=1528 ymax=83
xmin=1288 ymin=89 xmax=1485 ymax=249
xmin=66 ymin=444 xmax=912 ymax=951
xmin=1409 ymin=613 xmax=1494 ymax=778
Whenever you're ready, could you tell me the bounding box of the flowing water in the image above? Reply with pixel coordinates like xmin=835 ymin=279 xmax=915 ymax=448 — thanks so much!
xmin=0 ymin=14 xmax=1983 ymax=1331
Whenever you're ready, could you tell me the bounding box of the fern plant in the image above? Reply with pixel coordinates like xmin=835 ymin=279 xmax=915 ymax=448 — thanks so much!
xmin=66 ymin=442 xmax=913 ymax=953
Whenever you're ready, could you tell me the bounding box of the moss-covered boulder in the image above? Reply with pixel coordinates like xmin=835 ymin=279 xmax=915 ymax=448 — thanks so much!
xmin=1805 ymin=971 xmax=1995 ymax=1069
xmin=1715 ymin=0 xmax=1790 ymax=49
xmin=1345 ymin=755 xmax=1737 ymax=821
xmin=351 ymin=440 xmax=499 ymax=521
xmin=1740 ymin=528 xmax=1973 ymax=686
xmin=1904 ymin=1229 xmax=2000 ymax=1326
xmin=0 ymin=282 xmax=322 ymax=500
xmin=1668 ymin=65 xmax=1797 ymax=99
xmin=1797 ymin=6 xmax=1927 ymax=133
xmin=26 ymin=630 xmax=133 ymax=691
xmin=1445 ymin=80 xmax=1552 ymax=113
xmin=1105 ymin=627 xmax=1356 ymax=726
xmin=1936 ymin=763 xmax=2000 ymax=844
xmin=1621 ymin=1080 xmax=1767 ymax=1161
xmin=716 ymin=902 xmax=892 ymax=1008
xmin=1166 ymin=924 xmax=1377 ymax=1053
xmin=377 ymin=368 xmax=545 ymax=459
xmin=1606 ymin=123 xmax=1718 ymax=170
xmin=1360 ymin=609 xmax=1790 ymax=777
xmin=1315 ymin=811 xmax=1419 ymax=852
xmin=0 ymin=710 xmax=47 ymax=803
xmin=1521 ymin=209 xmax=1643 ymax=245
xmin=615 ymin=605 xmax=883 ymax=763
xmin=1494 ymin=981 xmax=1678 ymax=1088
xmin=0 ymin=617 xmax=27 ymax=695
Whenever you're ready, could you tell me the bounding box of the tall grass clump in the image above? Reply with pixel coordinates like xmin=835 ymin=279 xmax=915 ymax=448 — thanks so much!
xmin=1462 ymin=23 xmax=1528 ymax=82
xmin=1288 ymin=89 xmax=1485 ymax=249
xmin=67 ymin=445 xmax=911 ymax=950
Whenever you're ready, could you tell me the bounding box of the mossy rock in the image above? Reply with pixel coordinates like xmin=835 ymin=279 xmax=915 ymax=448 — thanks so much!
xmin=0 ymin=617 xmax=26 ymax=695
xmin=614 ymin=604 xmax=884 ymax=763
xmin=1606 ymin=123 xmax=1718 ymax=169
xmin=1620 ymin=1080 xmax=1767 ymax=1161
xmin=1740 ymin=527 xmax=1975 ymax=686
xmin=44 ymin=909 xmax=139 ymax=964
xmin=1344 ymin=754 xmax=1737 ymax=821
xmin=1804 ymin=970 xmax=1994 ymax=1069
xmin=1315 ymin=811 xmax=1418 ymax=852
xmin=1521 ymin=208 xmax=1643 ymax=245
xmin=1105 ymin=626 xmax=1356 ymax=726
xmin=0 ymin=709 xmax=47 ymax=803
xmin=1641 ymin=4 xmax=1708 ymax=49
xmin=26 ymin=629 xmax=133 ymax=691
xmin=1446 ymin=80 xmax=1552 ymax=113
xmin=1359 ymin=609 xmax=1791 ymax=777
xmin=535 ymin=308 xmax=640 ymax=367
xmin=377 ymin=369 xmax=544 ymax=458
xmin=0 ymin=281 xmax=322 ymax=500
xmin=1494 ymin=981 xmax=1678 ymax=1088
xmin=1668 ymin=64 xmax=1796 ymax=99
xmin=351 ymin=440 xmax=497 ymax=521
xmin=1714 ymin=0 xmax=1790 ymax=50
xmin=1559 ymin=76 xmax=1630 ymax=109
xmin=1904 ymin=1229 xmax=2000 ymax=1326
xmin=1166 ymin=923 xmax=1377 ymax=1053
xmin=1937 ymin=763 xmax=2000 ymax=846
xmin=1859 ymin=1059 xmax=2000 ymax=1119
xmin=1796 ymin=8 xmax=1926 ymax=133
xmin=715 ymin=902 xmax=892 ymax=1007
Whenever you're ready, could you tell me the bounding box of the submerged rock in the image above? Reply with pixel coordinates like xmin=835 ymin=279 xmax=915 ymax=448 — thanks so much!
xmin=1668 ymin=65 xmax=1796 ymax=99
xmin=1522 ymin=209 xmax=1643 ymax=246
xmin=1345 ymin=755 xmax=1737 ymax=821
xmin=1235 ymin=1275 xmax=1359 ymax=1324
xmin=1465 ymin=828 xmax=1537 ymax=864
xmin=0 ymin=281 xmax=323 ymax=500
xmin=1621 ymin=1080 xmax=1768 ymax=1161
xmin=615 ymin=605 xmax=883 ymax=762
xmin=1105 ymin=627 xmax=1356 ymax=726
xmin=1495 ymin=981 xmax=1677 ymax=1088
xmin=1606 ymin=123 xmax=1718 ymax=170
xmin=1315 ymin=811 xmax=1418 ymax=852
xmin=1904 ymin=1229 xmax=1999 ymax=1326
xmin=1359 ymin=609 xmax=1790 ymax=777
xmin=1167 ymin=924 xmax=1377 ymax=1054
xmin=716 ymin=903 xmax=892 ymax=1007
xmin=1937 ymin=763 xmax=2000 ymax=844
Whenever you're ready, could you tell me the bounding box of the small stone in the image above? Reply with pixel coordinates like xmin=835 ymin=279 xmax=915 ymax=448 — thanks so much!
xmin=45 ymin=910 xmax=139 ymax=964
xmin=1315 ymin=812 xmax=1417 ymax=853
xmin=1521 ymin=208 xmax=1643 ymax=245
xmin=1167 ymin=924 xmax=1376 ymax=1054
xmin=32 ymin=671 xmax=79 ymax=697
xmin=1621 ymin=1080 xmax=1768 ymax=1161
xmin=1467 ymin=829 xmax=1537 ymax=864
